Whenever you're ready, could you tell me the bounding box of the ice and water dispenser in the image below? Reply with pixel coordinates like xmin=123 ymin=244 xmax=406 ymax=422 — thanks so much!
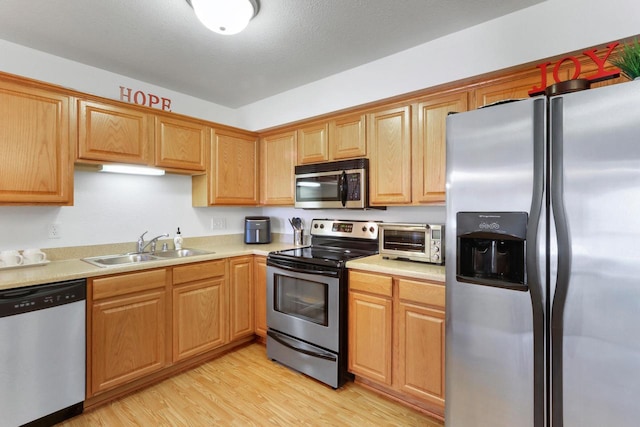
xmin=456 ymin=212 xmax=528 ymax=290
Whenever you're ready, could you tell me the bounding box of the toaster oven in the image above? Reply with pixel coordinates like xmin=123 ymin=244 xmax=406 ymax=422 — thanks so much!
xmin=379 ymin=223 xmax=445 ymax=264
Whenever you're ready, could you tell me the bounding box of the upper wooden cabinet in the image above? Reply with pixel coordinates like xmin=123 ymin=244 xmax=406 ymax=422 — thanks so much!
xmin=260 ymin=131 xmax=296 ymax=206
xmin=0 ymin=80 xmax=73 ymax=205
xmin=297 ymin=122 xmax=329 ymax=164
xmin=367 ymin=106 xmax=412 ymax=205
xmin=296 ymin=114 xmax=367 ymax=165
xmin=77 ymin=99 xmax=151 ymax=165
xmin=154 ymin=114 xmax=208 ymax=173
xmin=412 ymin=92 xmax=469 ymax=204
xmin=329 ymin=113 xmax=367 ymax=160
xmin=192 ymin=128 xmax=259 ymax=206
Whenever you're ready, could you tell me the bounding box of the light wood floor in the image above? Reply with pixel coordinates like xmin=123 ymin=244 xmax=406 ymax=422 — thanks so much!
xmin=58 ymin=343 xmax=444 ymax=426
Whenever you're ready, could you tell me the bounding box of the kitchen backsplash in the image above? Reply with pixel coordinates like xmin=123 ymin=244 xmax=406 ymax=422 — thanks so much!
xmin=0 ymin=171 xmax=444 ymax=251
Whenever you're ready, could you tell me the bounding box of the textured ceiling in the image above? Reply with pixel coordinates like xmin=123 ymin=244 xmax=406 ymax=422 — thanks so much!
xmin=0 ymin=0 xmax=543 ymax=108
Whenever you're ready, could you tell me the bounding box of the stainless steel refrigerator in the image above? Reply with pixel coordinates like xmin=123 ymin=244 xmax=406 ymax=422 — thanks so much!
xmin=445 ymin=80 xmax=640 ymax=427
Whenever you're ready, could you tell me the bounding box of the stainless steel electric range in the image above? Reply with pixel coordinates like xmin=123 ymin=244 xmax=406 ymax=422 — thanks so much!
xmin=266 ymin=219 xmax=379 ymax=388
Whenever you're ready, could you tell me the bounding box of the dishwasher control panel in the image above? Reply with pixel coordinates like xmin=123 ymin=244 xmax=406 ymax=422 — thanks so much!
xmin=0 ymin=279 xmax=86 ymax=318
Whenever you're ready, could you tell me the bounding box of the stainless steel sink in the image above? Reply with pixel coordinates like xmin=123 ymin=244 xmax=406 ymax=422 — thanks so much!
xmin=82 ymin=248 xmax=213 ymax=267
xmin=152 ymin=248 xmax=211 ymax=258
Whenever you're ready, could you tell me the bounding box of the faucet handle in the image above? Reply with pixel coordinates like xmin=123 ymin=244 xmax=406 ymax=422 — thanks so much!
xmin=139 ymin=231 xmax=148 ymax=241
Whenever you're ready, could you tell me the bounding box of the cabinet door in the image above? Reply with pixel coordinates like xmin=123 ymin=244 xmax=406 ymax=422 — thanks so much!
xmin=254 ymin=256 xmax=267 ymax=338
xmin=154 ymin=115 xmax=208 ymax=173
xmin=329 ymin=113 xmax=366 ymax=160
xmin=173 ymin=277 xmax=227 ymax=361
xmin=367 ymin=106 xmax=412 ymax=205
xmin=297 ymin=122 xmax=329 ymax=164
xmin=77 ymin=99 xmax=150 ymax=164
xmin=260 ymin=131 xmax=296 ymax=205
xmin=348 ymin=291 xmax=393 ymax=385
xmin=212 ymin=130 xmax=258 ymax=204
xmin=413 ymin=92 xmax=468 ymax=204
xmin=91 ymin=289 xmax=167 ymax=395
xmin=0 ymin=82 xmax=72 ymax=204
xmin=229 ymin=256 xmax=255 ymax=341
xmin=193 ymin=129 xmax=258 ymax=205
xmin=396 ymin=301 xmax=445 ymax=409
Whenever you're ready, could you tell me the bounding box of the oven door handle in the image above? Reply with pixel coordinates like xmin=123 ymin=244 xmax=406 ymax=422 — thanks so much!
xmin=267 ymin=260 xmax=340 ymax=278
xmin=267 ymin=330 xmax=336 ymax=361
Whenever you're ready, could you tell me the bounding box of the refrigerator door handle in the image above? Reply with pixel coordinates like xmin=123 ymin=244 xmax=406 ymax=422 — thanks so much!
xmin=550 ymin=97 xmax=572 ymax=427
xmin=526 ymin=97 xmax=547 ymax=427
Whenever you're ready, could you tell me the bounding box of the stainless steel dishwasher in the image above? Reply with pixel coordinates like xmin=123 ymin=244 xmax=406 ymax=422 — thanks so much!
xmin=0 ymin=279 xmax=86 ymax=427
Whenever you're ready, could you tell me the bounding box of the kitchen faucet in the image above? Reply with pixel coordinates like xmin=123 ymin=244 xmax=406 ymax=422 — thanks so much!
xmin=137 ymin=231 xmax=170 ymax=253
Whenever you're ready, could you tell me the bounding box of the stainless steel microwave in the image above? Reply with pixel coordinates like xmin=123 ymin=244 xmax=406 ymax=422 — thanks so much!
xmin=294 ymin=158 xmax=374 ymax=209
xmin=379 ymin=223 xmax=445 ymax=264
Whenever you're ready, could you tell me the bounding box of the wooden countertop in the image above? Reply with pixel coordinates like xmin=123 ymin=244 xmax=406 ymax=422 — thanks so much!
xmin=0 ymin=236 xmax=299 ymax=291
xmin=346 ymin=255 xmax=445 ymax=283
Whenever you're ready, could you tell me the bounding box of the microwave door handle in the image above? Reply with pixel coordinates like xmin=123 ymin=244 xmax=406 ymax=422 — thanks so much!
xmin=339 ymin=171 xmax=348 ymax=207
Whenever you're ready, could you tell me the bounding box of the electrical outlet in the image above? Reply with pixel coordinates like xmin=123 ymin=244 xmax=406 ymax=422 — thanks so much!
xmin=48 ymin=223 xmax=61 ymax=239
xmin=210 ymin=217 xmax=226 ymax=230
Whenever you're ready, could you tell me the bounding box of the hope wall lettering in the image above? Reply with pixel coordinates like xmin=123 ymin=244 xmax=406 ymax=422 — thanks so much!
xmin=119 ymin=86 xmax=172 ymax=111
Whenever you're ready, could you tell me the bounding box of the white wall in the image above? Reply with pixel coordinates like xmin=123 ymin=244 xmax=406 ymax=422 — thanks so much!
xmin=0 ymin=171 xmax=261 ymax=251
xmin=0 ymin=39 xmax=242 ymax=128
xmin=238 ymin=0 xmax=640 ymax=130
xmin=1 ymin=0 xmax=638 ymax=250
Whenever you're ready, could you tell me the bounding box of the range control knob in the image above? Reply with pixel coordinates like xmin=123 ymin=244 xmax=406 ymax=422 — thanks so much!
xmin=432 ymin=246 xmax=440 ymax=253
xmin=314 ymin=224 xmax=319 ymax=229
xmin=369 ymin=226 xmax=375 ymax=233
xmin=362 ymin=226 xmax=368 ymax=232
xmin=433 ymin=254 xmax=440 ymax=261
xmin=319 ymin=224 xmax=324 ymax=229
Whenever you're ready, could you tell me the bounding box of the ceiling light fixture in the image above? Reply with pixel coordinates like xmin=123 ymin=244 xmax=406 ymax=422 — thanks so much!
xmin=186 ymin=0 xmax=259 ymax=35
xmin=99 ymin=164 xmax=166 ymax=176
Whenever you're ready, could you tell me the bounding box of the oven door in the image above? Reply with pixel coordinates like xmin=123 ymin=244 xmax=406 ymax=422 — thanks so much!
xmin=266 ymin=262 xmax=340 ymax=352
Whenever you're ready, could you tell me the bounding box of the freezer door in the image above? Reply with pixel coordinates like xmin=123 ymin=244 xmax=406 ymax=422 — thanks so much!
xmin=550 ymin=80 xmax=640 ymax=427
xmin=445 ymin=97 xmax=546 ymax=427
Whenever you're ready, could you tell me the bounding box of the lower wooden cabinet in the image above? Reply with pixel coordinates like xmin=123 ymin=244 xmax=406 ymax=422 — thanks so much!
xmin=348 ymin=270 xmax=445 ymax=418
xmin=349 ymin=289 xmax=393 ymax=385
xmin=229 ymin=256 xmax=255 ymax=341
xmin=172 ymin=260 xmax=227 ymax=362
xmin=87 ymin=256 xmax=261 ymax=402
xmin=396 ymin=279 xmax=445 ymax=410
xmin=89 ymin=269 xmax=169 ymax=396
xmin=348 ymin=272 xmax=393 ymax=385
xmin=254 ymin=256 xmax=267 ymax=338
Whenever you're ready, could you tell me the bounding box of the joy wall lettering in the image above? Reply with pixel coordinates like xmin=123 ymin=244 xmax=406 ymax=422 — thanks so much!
xmin=529 ymin=42 xmax=620 ymax=96
xmin=119 ymin=86 xmax=172 ymax=111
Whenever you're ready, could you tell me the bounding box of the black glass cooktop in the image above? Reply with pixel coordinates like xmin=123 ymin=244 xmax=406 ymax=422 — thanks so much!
xmin=268 ymin=219 xmax=379 ymax=269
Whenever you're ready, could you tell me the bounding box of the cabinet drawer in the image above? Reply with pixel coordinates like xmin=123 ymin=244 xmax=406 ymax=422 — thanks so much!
xmin=398 ymin=278 xmax=445 ymax=308
xmin=92 ymin=269 xmax=167 ymax=300
xmin=173 ymin=259 xmax=226 ymax=285
xmin=349 ymin=271 xmax=392 ymax=297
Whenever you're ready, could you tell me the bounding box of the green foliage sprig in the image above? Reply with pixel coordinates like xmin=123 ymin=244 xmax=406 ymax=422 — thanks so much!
xmin=610 ymin=38 xmax=640 ymax=80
